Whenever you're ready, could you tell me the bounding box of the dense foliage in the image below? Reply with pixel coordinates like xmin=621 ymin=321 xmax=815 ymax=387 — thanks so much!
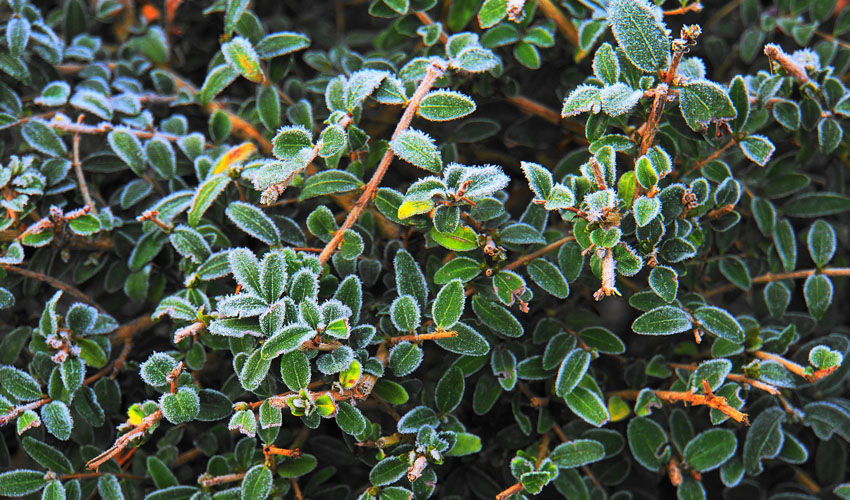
xmin=1 ymin=0 xmax=850 ymax=499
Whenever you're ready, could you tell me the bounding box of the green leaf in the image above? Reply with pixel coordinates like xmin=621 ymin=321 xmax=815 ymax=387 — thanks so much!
xmin=299 ymin=170 xmax=363 ymax=201
xmin=388 ymin=341 xmax=423 ymax=376
xmin=0 ymin=365 xmax=42 ymax=400
xmin=41 ymin=480 xmax=64 ymax=500
xmin=278 ymin=351 xmax=310 ymax=392
xmin=108 ymin=128 xmax=146 ymax=176
xmin=818 ymin=118 xmax=843 ymax=154
xmin=649 ymin=266 xmax=678 ymax=302
xmin=435 ymin=366 xmax=464 ymax=414
xmin=522 ymin=161 xmax=553 ymax=200
xmin=262 ymin=324 xmax=314 ymax=359
xmin=628 ymin=416 xmax=669 ymax=471
xmin=0 ymin=469 xmax=46 ymax=496
xmin=719 ymin=256 xmax=751 ymax=290
xmin=684 ymin=429 xmax=737 ymax=472
xmin=807 ymin=220 xmax=836 ymax=268
xmin=607 ymin=0 xmax=670 ymax=72
xmin=561 ymin=85 xmax=602 ymax=117
xmin=389 ymin=129 xmax=442 ymax=172
xmin=804 ymin=274 xmax=833 ymax=320
xmin=21 ymin=437 xmax=73 ymax=474
xmin=390 ymin=295 xmax=421 ymax=332
xmin=370 ymin=456 xmax=408 ymax=486
xmin=397 ymin=406 xmax=438 ymax=433
xmin=418 ymin=90 xmax=476 ymax=121
xmin=549 ymin=439 xmax=606 ymax=468
xmin=345 ymin=69 xmax=388 ymax=111
xmin=773 ymin=218 xmax=797 ymax=272
xmin=317 ymin=125 xmax=347 ymax=158
xmin=693 ymin=306 xmax=744 ymax=343
xmin=593 ymin=42 xmax=620 ymax=85
xmin=200 ymin=64 xmax=239 ymax=106
xmin=784 ymin=192 xmax=850 ymax=217
xmin=41 ymin=401 xmax=73 ymax=440
xmin=527 ymin=259 xmax=569 ymax=298
xmin=433 ymin=279 xmax=465 ymax=329
xmin=225 ymin=201 xmax=281 ymax=245
xmin=728 ymin=75 xmax=749 ymax=132
xmin=472 ymin=295 xmax=523 ymax=337
xmin=679 ymin=80 xmax=737 ymax=131
xmin=336 ymin=401 xmax=367 ymax=435
xmin=241 ymin=465 xmax=272 ymax=500
xmin=271 ymin=125 xmax=313 ymax=160
xmin=691 ymin=359 xmax=732 ymax=391
xmin=36 ymin=81 xmax=70 ymax=107
xmin=743 ymin=407 xmax=785 ymax=475
xmin=98 ymin=474 xmax=124 ymax=500
xmin=188 ymin=174 xmax=230 ymax=227
xmin=160 ymin=388 xmax=200 ymax=424
xmin=579 ymin=327 xmax=626 ymax=354
xmin=255 ymin=31 xmax=311 ymax=58
xmin=373 ymin=379 xmax=409 ymax=405
xmin=430 ymin=225 xmax=479 ymax=252
xmin=146 ymin=456 xmax=178 ymax=489
xmin=222 ymin=36 xmax=264 ymax=83
xmin=555 ymin=349 xmax=591 ymax=397
xmin=738 ymin=135 xmax=775 ymax=166
xmin=764 ymin=282 xmax=791 ymax=319
xmin=564 ymin=385 xmax=609 ymax=427
xmin=239 ymin=349 xmax=271 ymax=391
xmin=478 ymin=0 xmax=507 ymax=28
xmin=632 ymin=306 xmax=692 ymax=335
xmin=434 ymin=322 xmax=490 ymax=356
xmin=256 ymin=85 xmax=281 ymax=132
xmin=633 ymin=196 xmax=660 ymax=227
xmin=22 ymin=120 xmax=66 ymax=157
xmin=434 ymin=257 xmax=482 ymax=284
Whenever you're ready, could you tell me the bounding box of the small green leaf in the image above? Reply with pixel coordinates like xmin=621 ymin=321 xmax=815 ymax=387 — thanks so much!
xmin=564 ymin=386 xmax=609 ymax=427
xmin=299 ymin=170 xmax=363 ymax=201
xmin=693 ymin=306 xmax=744 ymax=344
xmin=549 ymin=439 xmax=606 ymax=468
xmin=255 ymin=31 xmax=311 ymax=58
xmin=679 ymin=80 xmax=737 ymax=131
xmin=389 ymin=129 xmax=442 ymax=172
xmin=556 ymin=349 xmax=591 ymax=397
xmin=188 ymin=174 xmax=230 ymax=226
xmin=240 ymin=465 xmax=272 ymax=500
xmin=0 ymin=365 xmax=42 ymax=400
xmin=160 ymin=388 xmax=200 ymax=424
xmin=632 ymin=306 xmax=692 ymax=335
xmin=649 ymin=266 xmax=677 ymax=302
xmin=370 ymin=456 xmax=408 ymax=486
xmin=108 ymin=128 xmax=146 ymax=175
xmin=433 ymin=279 xmax=465 ymax=329
xmin=743 ymin=407 xmax=785 ymax=475
xmin=430 ymin=225 xmax=478 ymax=252
xmin=628 ymin=416 xmax=669 ymax=471
xmin=527 ymin=259 xmax=569 ymax=298
xmin=418 ymin=90 xmax=476 ymax=121
xmin=807 ymin=220 xmax=836 ymax=268
xmin=804 ymin=274 xmax=833 ymax=320
xmin=739 ymin=135 xmax=775 ymax=166
xmin=22 ymin=120 xmax=66 ymax=157
xmin=435 ymin=366 xmax=464 ymax=414
xmin=225 ymin=201 xmax=281 ymax=245
xmin=0 ymin=470 xmax=47 ymax=496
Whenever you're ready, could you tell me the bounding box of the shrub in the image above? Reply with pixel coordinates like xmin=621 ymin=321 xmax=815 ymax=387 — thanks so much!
xmin=0 ymin=0 xmax=849 ymax=499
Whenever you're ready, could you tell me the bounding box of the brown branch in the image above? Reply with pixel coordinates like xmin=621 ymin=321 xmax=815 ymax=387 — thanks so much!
xmin=668 ymin=362 xmax=780 ymax=395
xmin=110 ymin=315 xmax=157 ymax=346
xmin=504 ymin=95 xmax=585 ymax=136
xmin=318 ymin=61 xmax=447 ymax=265
xmin=386 ymin=331 xmax=457 ymax=344
xmin=60 ymin=472 xmax=145 ymax=481
xmin=664 ymin=3 xmax=703 ymax=15
xmin=0 ymin=397 xmax=50 ymax=427
xmin=496 ymin=482 xmax=524 ymax=500
xmin=86 ymin=410 xmax=163 ymax=470
xmin=704 ymin=267 xmax=850 ymax=298
xmin=503 ymin=236 xmax=574 ymax=271
xmin=753 ymin=350 xmax=834 ymax=383
xmin=764 ymin=44 xmax=811 ymax=85
xmin=1 ymin=264 xmax=105 ymax=312
xmin=71 ymin=114 xmax=95 ymax=210
xmin=198 ymin=472 xmax=246 ymax=488
xmin=608 ymin=381 xmax=749 ymax=424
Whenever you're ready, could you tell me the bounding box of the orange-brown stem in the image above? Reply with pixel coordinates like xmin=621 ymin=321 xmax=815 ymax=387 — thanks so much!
xmin=387 ymin=331 xmax=457 ymax=344
xmin=1 ymin=264 xmax=105 ymax=312
xmin=536 ymin=0 xmax=578 ymax=46
xmin=496 ymin=482 xmax=524 ymax=500
xmin=318 ymin=61 xmax=446 ymax=265
xmin=704 ymin=268 xmax=850 ymax=298
xmin=504 ymin=236 xmax=575 ymax=271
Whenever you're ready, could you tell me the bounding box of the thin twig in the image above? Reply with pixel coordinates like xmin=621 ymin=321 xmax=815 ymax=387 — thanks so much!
xmin=503 ymin=236 xmax=574 ymax=271
xmin=317 ymin=61 xmax=447 ymax=265
xmin=704 ymin=267 xmax=850 ymax=298
xmin=71 ymin=115 xmax=95 ymax=210
xmin=1 ymin=264 xmax=105 ymax=312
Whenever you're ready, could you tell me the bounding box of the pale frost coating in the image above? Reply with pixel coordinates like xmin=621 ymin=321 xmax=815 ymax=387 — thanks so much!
xmin=561 ymin=84 xmax=602 ymax=116
xmin=390 ymin=128 xmax=443 ymax=172
xmin=633 ymin=196 xmax=661 ymax=227
xmin=592 ymin=43 xmax=620 ymax=85
xmin=344 ymin=69 xmax=389 ymax=110
xmin=418 ymin=89 xmax=477 ymax=121
xmin=679 ymin=80 xmax=737 ymax=131
xmin=739 ymin=135 xmax=776 ymax=166
xmin=607 ymin=0 xmax=671 ymax=73
xmin=69 ymin=90 xmax=111 ymax=120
